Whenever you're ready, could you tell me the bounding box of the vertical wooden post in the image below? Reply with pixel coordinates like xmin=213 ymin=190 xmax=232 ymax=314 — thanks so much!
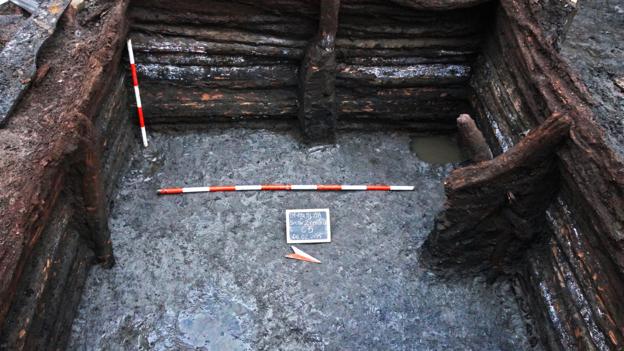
xmin=457 ymin=114 xmax=493 ymax=162
xmin=81 ymin=142 xmax=115 ymax=268
xmin=77 ymin=113 xmax=115 ymax=268
xmin=298 ymin=0 xmax=340 ymax=143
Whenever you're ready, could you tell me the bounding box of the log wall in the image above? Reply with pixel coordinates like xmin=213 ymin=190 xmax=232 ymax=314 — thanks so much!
xmin=467 ymin=1 xmax=624 ymax=349
xmin=0 ymin=2 xmax=134 ymax=349
xmin=128 ymin=0 xmax=316 ymax=125
xmin=335 ymin=0 xmax=487 ymax=130
xmin=127 ymin=0 xmax=493 ymax=133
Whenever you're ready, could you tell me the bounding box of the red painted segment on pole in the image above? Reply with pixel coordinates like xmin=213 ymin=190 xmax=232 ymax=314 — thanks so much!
xmin=366 ymin=185 xmax=391 ymax=191
xmin=261 ymin=184 xmax=292 ymax=191
xmin=137 ymin=107 xmax=145 ymax=127
xmin=158 ymin=188 xmax=184 ymax=195
xmin=317 ymin=185 xmax=342 ymax=191
xmin=130 ymin=64 xmax=139 ymax=86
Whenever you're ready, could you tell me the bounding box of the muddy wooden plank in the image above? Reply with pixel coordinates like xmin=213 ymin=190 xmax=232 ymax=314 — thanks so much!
xmin=132 ymin=23 xmax=308 ymax=49
xmin=135 ymin=63 xmax=298 ymax=89
xmin=336 ymin=119 xmax=458 ymax=132
xmin=139 ymin=85 xmax=298 ymax=121
xmin=336 ymin=64 xmax=471 ymax=87
xmin=129 ymin=5 xmax=317 ymax=39
xmin=337 ymin=96 xmax=471 ymax=121
xmin=129 ymin=32 xmax=304 ymax=59
xmin=337 ymin=3 xmax=486 ymax=39
xmin=133 ymin=52 xmax=297 ymax=67
xmin=132 ymin=0 xmax=320 ymax=19
xmin=387 ymin=0 xmax=491 ymax=10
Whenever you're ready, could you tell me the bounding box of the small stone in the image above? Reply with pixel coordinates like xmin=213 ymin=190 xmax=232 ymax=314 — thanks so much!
xmin=70 ymin=0 xmax=85 ymax=11
xmin=614 ymin=77 xmax=624 ymax=93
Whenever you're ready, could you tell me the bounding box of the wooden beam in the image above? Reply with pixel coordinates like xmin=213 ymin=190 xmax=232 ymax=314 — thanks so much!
xmin=388 ymin=0 xmax=491 ymax=10
xmin=457 ymin=114 xmax=492 ymax=162
xmin=298 ymin=0 xmax=340 ymax=143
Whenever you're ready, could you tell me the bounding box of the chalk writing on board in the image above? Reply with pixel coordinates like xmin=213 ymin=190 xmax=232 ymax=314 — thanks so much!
xmin=286 ymin=209 xmax=331 ymax=243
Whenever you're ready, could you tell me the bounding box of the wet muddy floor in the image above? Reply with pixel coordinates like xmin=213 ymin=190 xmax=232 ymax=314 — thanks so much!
xmin=69 ymin=129 xmax=533 ymax=350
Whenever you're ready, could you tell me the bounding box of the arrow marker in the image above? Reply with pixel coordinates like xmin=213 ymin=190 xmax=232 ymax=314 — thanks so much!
xmin=285 ymin=246 xmax=321 ymax=264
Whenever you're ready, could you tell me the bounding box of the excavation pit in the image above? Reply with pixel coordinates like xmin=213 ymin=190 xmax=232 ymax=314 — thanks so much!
xmin=1 ymin=0 xmax=622 ymax=350
xmin=69 ymin=129 xmax=531 ymax=349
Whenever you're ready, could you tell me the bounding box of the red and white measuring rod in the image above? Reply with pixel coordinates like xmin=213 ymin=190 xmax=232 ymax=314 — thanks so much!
xmin=127 ymin=39 xmax=148 ymax=147
xmin=158 ymin=184 xmax=414 ymax=195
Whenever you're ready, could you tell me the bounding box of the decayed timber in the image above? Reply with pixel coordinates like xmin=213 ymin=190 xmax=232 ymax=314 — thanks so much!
xmin=518 ymin=198 xmax=624 ymax=350
xmin=439 ymin=0 xmax=624 ymax=349
xmin=135 ymin=63 xmax=298 ymax=89
xmin=336 ymin=88 xmax=472 ymax=122
xmin=336 ymin=64 xmax=471 ymax=87
xmin=128 ymin=2 xmax=318 ymax=39
xmin=0 ymin=0 xmax=72 ymax=126
xmin=457 ymin=114 xmax=492 ymax=162
xmin=129 ymin=0 xmax=488 ymax=132
xmin=423 ymin=112 xmax=571 ymax=273
xmin=139 ymin=85 xmax=298 ymax=122
xmin=492 ymin=3 xmax=624 ymax=348
xmin=0 ymin=1 xmax=130 ymax=347
xmin=77 ymin=113 xmax=114 ymax=267
xmin=298 ymin=0 xmax=340 ymax=142
xmin=387 ymin=0 xmax=491 ymax=10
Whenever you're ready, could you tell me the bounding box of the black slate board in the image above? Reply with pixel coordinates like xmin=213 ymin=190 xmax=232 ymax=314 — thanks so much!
xmin=286 ymin=209 xmax=331 ymax=243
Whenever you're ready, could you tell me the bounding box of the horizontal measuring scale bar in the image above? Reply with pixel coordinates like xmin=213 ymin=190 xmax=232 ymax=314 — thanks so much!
xmin=157 ymin=184 xmax=415 ymax=195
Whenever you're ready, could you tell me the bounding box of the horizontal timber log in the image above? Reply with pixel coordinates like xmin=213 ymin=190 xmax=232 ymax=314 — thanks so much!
xmin=139 ymin=85 xmax=298 ymax=121
xmin=133 ymin=52 xmax=296 ymax=67
xmin=130 ymin=33 xmax=304 ymax=59
xmin=337 ymin=120 xmax=457 ymax=132
xmin=337 ymin=64 xmax=471 ymax=87
xmin=337 ymin=97 xmax=470 ymax=120
xmin=132 ymin=23 xmax=308 ymax=49
xmin=387 ymin=0 xmax=491 ymax=10
xmin=135 ymin=63 xmax=298 ymax=89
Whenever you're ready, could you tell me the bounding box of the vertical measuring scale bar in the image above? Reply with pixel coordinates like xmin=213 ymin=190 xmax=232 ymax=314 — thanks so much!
xmin=127 ymin=39 xmax=148 ymax=147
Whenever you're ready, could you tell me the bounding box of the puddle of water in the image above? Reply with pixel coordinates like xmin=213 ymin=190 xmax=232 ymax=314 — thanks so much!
xmin=410 ymin=135 xmax=466 ymax=164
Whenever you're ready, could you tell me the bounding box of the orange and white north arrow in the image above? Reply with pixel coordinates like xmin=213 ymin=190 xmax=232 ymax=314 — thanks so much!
xmin=285 ymin=246 xmax=321 ymax=264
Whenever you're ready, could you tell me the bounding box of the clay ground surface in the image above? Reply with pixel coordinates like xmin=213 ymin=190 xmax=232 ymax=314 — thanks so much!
xmin=69 ymin=130 xmax=533 ymax=350
xmin=561 ymin=0 xmax=624 ymax=157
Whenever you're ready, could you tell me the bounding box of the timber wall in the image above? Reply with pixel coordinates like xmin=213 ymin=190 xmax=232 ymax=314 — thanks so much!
xmin=470 ymin=2 xmax=624 ymax=350
xmin=127 ymin=0 xmax=492 ymax=131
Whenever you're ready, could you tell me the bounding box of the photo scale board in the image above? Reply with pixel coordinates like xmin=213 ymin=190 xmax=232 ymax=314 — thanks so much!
xmin=286 ymin=209 xmax=331 ymax=244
